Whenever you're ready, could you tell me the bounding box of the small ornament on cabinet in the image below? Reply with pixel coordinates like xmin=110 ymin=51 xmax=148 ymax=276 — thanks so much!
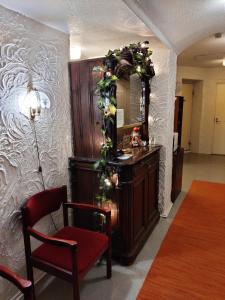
xmin=130 ymin=127 xmax=142 ymax=147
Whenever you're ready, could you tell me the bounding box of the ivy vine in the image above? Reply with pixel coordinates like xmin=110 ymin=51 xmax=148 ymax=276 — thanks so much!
xmin=93 ymin=41 xmax=155 ymax=203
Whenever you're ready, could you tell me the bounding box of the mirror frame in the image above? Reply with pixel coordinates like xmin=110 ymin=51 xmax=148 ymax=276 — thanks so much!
xmin=106 ymin=47 xmax=154 ymax=151
xmin=93 ymin=42 xmax=155 ymax=204
xmin=115 ymin=75 xmax=150 ymax=149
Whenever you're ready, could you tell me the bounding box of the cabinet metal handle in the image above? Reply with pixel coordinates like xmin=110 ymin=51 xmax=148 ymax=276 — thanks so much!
xmin=215 ymin=117 xmax=221 ymax=123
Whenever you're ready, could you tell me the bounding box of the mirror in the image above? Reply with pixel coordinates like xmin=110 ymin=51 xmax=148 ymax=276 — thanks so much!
xmin=116 ymin=73 xmax=144 ymax=128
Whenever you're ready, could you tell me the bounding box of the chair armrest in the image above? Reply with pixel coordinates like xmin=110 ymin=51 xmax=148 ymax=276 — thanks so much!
xmin=63 ymin=203 xmax=111 ymax=235
xmin=64 ymin=203 xmax=110 ymax=216
xmin=0 ymin=265 xmax=32 ymax=293
xmin=28 ymin=227 xmax=77 ymax=250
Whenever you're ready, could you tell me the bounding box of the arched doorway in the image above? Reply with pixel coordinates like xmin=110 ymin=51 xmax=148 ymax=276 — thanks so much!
xmin=177 ymin=33 xmax=225 ymax=191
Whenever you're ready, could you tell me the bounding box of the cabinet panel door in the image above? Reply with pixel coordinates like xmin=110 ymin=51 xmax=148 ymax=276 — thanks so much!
xmin=70 ymin=59 xmax=103 ymax=158
xmin=172 ymin=147 xmax=184 ymax=202
xmin=88 ymin=59 xmax=104 ymax=158
xmin=145 ymin=166 xmax=158 ymax=225
xmin=70 ymin=62 xmax=83 ymax=156
xmin=133 ymin=175 xmax=146 ymax=243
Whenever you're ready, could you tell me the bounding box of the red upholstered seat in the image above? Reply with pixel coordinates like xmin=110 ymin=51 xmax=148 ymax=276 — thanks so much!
xmin=32 ymin=226 xmax=108 ymax=277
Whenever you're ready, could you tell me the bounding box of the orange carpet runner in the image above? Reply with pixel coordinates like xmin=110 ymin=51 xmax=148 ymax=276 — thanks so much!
xmin=137 ymin=180 xmax=225 ymax=300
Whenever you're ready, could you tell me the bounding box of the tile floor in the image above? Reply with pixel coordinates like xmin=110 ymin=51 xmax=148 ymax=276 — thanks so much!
xmin=37 ymin=153 xmax=225 ymax=300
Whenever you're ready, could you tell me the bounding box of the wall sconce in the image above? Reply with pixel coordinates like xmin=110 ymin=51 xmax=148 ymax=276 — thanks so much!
xmin=18 ymin=85 xmax=50 ymax=120
xmin=24 ymin=82 xmax=57 ymax=229
xmin=25 ymin=83 xmax=41 ymax=120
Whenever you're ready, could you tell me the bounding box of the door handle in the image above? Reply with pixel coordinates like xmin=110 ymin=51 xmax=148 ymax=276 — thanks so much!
xmin=215 ymin=117 xmax=221 ymax=123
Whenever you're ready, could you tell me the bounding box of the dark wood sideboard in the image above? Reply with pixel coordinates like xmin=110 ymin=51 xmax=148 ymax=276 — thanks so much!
xmin=69 ymin=146 xmax=160 ymax=265
xmin=69 ymin=58 xmax=160 ymax=264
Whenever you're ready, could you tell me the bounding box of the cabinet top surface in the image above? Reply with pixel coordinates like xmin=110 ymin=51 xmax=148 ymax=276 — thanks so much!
xmin=110 ymin=145 xmax=161 ymax=166
xmin=70 ymin=145 xmax=161 ymax=166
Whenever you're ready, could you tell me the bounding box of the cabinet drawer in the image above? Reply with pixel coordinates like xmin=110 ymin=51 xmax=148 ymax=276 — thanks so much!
xmin=133 ymin=152 xmax=159 ymax=176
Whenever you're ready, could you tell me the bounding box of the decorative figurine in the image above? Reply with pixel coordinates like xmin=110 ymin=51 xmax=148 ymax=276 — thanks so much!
xmin=130 ymin=127 xmax=142 ymax=147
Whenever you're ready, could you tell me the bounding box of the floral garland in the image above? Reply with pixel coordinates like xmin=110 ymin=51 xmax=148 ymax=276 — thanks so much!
xmin=94 ymin=41 xmax=155 ymax=203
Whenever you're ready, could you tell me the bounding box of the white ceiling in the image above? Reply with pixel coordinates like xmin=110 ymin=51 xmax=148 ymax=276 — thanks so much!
xmin=0 ymin=0 xmax=155 ymax=59
xmin=2 ymin=0 xmax=225 ymax=65
xmin=178 ymin=33 xmax=225 ymax=68
xmin=125 ymin=0 xmax=225 ymax=54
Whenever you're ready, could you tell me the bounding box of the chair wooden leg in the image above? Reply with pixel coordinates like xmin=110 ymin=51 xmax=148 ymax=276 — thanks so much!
xmin=24 ymin=284 xmax=34 ymax=300
xmin=106 ymin=247 xmax=112 ymax=279
xmin=27 ymin=265 xmax=35 ymax=300
xmin=73 ymin=282 xmax=80 ymax=300
xmin=71 ymin=249 xmax=80 ymax=300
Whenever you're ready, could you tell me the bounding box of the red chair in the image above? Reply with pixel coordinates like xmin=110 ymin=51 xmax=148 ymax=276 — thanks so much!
xmin=21 ymin=185 xmax=111 ymax=300
xmin=0 ymin=264 xmax=33 ymax=300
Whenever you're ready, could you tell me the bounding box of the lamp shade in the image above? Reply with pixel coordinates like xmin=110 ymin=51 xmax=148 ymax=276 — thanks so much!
xmin=24 ymin=89 xmax=41 ymax=119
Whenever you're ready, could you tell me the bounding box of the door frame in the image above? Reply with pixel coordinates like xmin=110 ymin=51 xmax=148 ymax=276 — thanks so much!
xmin=181 ymin=82 xmax=194 ymax=151
xmin=212 ymin=81 xmax=225 ymax=154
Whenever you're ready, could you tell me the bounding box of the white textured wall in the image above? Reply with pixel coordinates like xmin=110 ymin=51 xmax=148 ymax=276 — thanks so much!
xmin=0 ymin=5 xmax=71 ymax=299
xmin=177 ymin=65 xmax=225 ymax=154
xmin=151 ymin=48 xmax=177 ymax=216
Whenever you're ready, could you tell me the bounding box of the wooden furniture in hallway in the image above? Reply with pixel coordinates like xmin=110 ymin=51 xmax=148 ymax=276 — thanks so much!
xmin=69 ymin=146 xmax=160 ymax=265
xmin=174 ymin=96 xmax=184 ymax=147
xmin=172 ymin=96 xmax=184 ymax=202
xmin=172 ymin=147 xmax=184 ymax=202
xmin=69 ymin=58 xmax=160 ymax=265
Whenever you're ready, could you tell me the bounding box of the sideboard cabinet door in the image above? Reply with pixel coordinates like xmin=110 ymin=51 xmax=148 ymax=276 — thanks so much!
xmin=132 ymin=172 xmax=146 ymax=245
xmin=145 ymin=161 xmax=159 ymax=226
xmin=69 ymin=147 xmax=160 ymax=265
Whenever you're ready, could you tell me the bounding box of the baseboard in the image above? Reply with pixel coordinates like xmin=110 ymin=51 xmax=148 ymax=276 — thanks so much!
xmin=160 ymin=201 xmax=173 ymax=218
xmin=11 ymin=290 xmax=22 ymax=300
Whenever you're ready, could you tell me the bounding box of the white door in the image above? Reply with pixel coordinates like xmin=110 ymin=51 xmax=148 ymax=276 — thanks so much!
xmin=213 ymin=83 xmax=225 ymax=155
xmin=181 ymin=83 xmax=193 ymax=151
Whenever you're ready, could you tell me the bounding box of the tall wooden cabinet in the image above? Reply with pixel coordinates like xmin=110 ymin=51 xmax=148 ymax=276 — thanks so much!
xmin=69 ymin=59 xmax=160 ymax=265
xmin=69 ymin=58 xmax=103 ymax=158
xmin=171 ymin=96 xmax=184 ymax=202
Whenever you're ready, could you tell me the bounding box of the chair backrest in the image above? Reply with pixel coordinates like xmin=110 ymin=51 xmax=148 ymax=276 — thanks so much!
xmin=22 ymin=185 xmax=67 ymax=228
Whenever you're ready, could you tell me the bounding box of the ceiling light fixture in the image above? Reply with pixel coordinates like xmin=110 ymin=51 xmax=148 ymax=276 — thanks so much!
xmin=214 ymin=32 xmax=222 ymax=39
xmin=222 ymin=59 xmax=225 ymax=66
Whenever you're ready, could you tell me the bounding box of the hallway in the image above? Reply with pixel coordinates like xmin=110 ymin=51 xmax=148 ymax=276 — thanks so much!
xmin=183 ymin=153 xmax=225 ymax=191
xmin=1 ymin=2 xmax=225 ymax=300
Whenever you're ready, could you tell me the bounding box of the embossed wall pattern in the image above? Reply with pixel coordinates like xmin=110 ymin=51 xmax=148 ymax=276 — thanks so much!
xmin=150 ymin=48 xmax=177 ymax=215
xmin=0 ymin=5 xmax=71 ymax=299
